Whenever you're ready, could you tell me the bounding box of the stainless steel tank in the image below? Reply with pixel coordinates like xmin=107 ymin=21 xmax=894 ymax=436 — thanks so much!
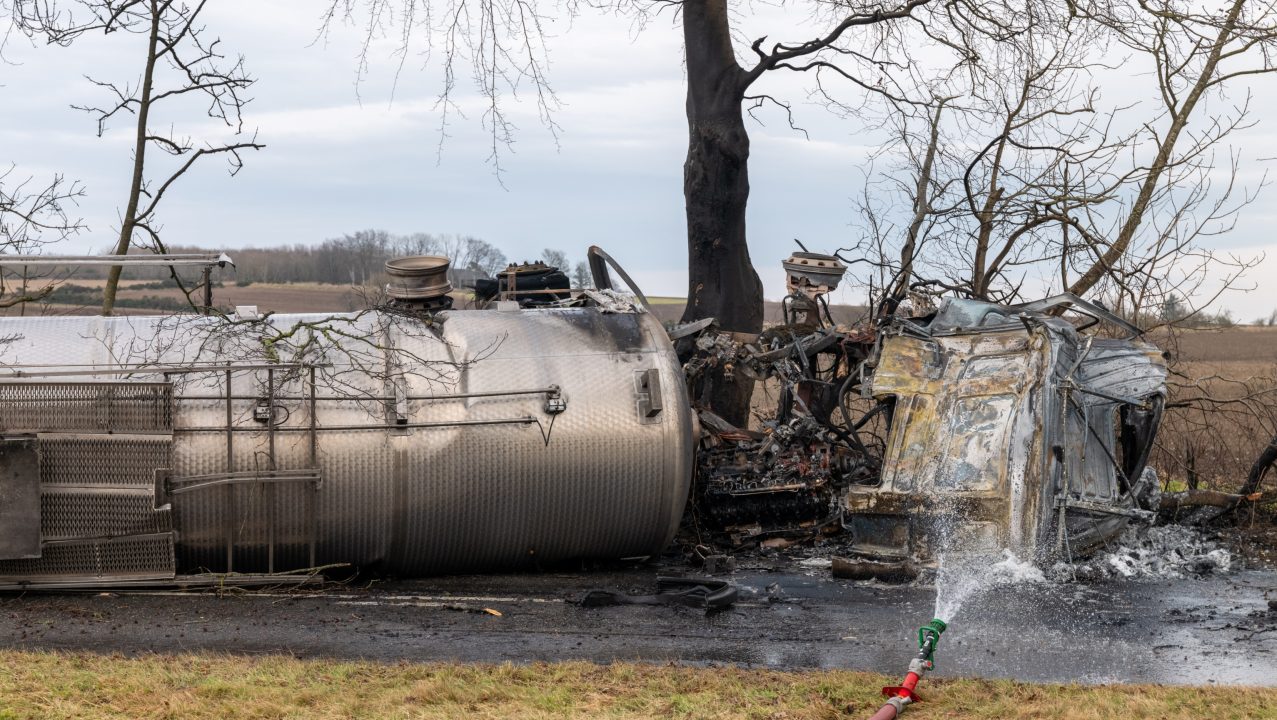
xmin=0 ymin=297 xmax=693 ymax=585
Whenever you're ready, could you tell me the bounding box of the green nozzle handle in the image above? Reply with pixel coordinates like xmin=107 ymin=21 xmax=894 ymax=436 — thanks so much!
xmin=917 ymin=618 xmax=947 ymax=656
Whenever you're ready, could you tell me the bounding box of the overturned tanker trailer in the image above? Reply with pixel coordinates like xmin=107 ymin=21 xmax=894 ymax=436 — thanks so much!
xmin=0 ymin=252 xmax=694 ymax=588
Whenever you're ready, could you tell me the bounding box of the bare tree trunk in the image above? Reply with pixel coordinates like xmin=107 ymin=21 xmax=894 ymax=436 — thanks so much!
xmin=1242 ymin=434 xmax=1277 ymax=496
xmin=968 ymin=114 xmax=1014 ymax=298
xmin=680 ymin=0 xmax=763 ymax=426
xmin=18 ymin=266 xmax=28 ymax=317
xmin=102 ymin=0 xmax=160 ymax=316
xmin=893 ymin=100 xmax=946 ymax=301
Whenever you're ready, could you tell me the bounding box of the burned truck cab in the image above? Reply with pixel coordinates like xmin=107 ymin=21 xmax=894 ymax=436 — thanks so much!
xmin=843 ymin=295 xmax=1166 ymax=572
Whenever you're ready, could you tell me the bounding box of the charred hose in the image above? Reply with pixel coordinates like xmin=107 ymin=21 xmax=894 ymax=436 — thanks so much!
xmin=867 ymin=618 xmax=947 ymax=720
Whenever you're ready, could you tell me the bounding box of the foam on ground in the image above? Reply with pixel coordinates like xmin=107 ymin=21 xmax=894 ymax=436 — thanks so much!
xmin=1053 ymin=525 xmax=1232 ymax=581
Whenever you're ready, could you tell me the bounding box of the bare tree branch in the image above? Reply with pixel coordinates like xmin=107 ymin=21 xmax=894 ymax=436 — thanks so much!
xmin=13 ymin=0 xmax=263 ymax=315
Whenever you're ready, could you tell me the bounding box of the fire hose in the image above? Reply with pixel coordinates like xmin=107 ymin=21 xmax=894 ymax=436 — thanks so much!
xmin=866 ymin=618 xmax=947 ymax=720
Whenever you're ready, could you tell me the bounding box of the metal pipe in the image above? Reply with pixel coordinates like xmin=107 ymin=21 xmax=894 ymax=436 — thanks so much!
xmin=169 ymin=473 xmax=321 ymax=495
xmin=173 ymin=417 xmax=540 ymax=433
xmin=224 ymin=367 xmax=234 ymax=573
xmin=173 ymin=387 xmax=559 ymax=402
xmin=201 ymin=266 xmax=213 ymax=315
xmin=404 ymin=388 xmax=557 ymax=401
xmin=0 ymin=380 xmax=171 ymax=388
xmin=266 ymin=367 xmax=276 ymax=573
xmin=0 ymin=362 xmax=318 ymax=378
xmin=177 ymin=469 xmax=322 ymax=481
xmin=266 ymin=367 xmax=277 ymax=463
xmin=0 ymin=253 xmax=233 ymax=267
xmin=307 ymin=365 xmax=318 ymax=568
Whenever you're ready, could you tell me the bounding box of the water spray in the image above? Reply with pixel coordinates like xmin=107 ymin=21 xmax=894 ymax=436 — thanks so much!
xmin=866 ymin=618 xmax=947 ymax=720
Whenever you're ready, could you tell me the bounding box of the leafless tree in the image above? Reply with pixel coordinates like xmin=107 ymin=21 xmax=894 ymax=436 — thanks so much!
xmin=1065 ymin=0 xmax=1277 ymax=299
xmin=846 ymin=12 xmax=1113 ymax=307
xmin=571 ymin=261 xmax=592 ymax=289
xmin=843 ymin=1 xmax=1277 ymax=510
xmin=437 ymin=234 xmax=506 ymax=276
xmin=850 ymin=0 xmax=1271 ymax=325
xmin=12 ymin=0 xmax=263 ymax=315
xmin=0 ymin=166 xmax=85 ymax=311
xmin=394 ymin=232 xmax=442 ymax=257
xmin=541 ymin=248 xmax=568 ymax=271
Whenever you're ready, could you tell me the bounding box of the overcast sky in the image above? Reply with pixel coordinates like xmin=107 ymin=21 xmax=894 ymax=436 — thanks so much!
xmin=2 ymin=1 xmax=1276 ymax=315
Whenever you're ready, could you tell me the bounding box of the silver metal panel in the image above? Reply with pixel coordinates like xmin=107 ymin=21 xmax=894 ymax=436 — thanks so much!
xmin=0 ymin=383 xmax=171 ymax=433
xmin=38 ymin=434 xmax=171 ymax=486
xmin=0 ymin=438 xmax=41 ymax=559
xmin=0 ymin=533 xmax=174 ymax=582
xmin=40 ymin=487 xmax=172 ymax=540
xmin=1077 ymin=340 xmax=1167 ymax=402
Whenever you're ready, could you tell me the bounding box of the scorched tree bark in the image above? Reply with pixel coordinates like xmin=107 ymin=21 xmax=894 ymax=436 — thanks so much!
xmin=680 ymin=0 xmax=761 ymax=424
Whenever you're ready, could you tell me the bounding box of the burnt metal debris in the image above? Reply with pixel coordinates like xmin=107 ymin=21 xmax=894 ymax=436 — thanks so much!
xmin=683 ymin=253 xmax=1169 ymax=578
xmin=0 ymin=246 xmax=1171 ymax=589
xmin=684 ymin=252 xmax=880 ymax=543
xmin=844 ymin=294 xmax=1166 ymax=575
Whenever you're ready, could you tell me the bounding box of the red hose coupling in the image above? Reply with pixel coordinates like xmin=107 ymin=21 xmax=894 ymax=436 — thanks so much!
xmin=881 ymin=670 xmax=923 ymax=704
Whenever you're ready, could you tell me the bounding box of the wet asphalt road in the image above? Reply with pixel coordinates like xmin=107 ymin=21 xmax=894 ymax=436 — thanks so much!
xmin=0 ymin=564 xmax=1273 ymax=686
xmin=0 ymin=561 xmax=1266 ymax=684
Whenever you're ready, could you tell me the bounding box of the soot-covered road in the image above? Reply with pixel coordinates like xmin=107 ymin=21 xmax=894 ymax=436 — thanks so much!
xmin=0 ymin=563 xmax=1272 ymax=686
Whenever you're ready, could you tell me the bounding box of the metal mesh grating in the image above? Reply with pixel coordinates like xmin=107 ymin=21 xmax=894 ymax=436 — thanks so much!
xmin=39 ymin=435 xmax=170 ymax=487
xmin=0 ymin=430 xmax=179 ymax=584
xmin=40 ymin=489 xmax=171 ymax=540
xmin=0 ymin=533 xmax=174 ymax=581
xmin=0 ymin=382 xmax=171 ymax=433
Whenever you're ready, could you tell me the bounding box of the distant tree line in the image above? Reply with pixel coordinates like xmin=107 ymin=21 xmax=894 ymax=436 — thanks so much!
xmin=44 ymin=282 xmax=204 ymax=311
xmin=68 ymin=230 xmax=593 ymax=289
xmin=215 ymin=231 xmax=512 ymax=286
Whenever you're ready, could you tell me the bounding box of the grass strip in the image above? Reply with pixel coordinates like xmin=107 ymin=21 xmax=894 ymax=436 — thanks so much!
xmin=0 ymin=653 xmax=1271 ymax=719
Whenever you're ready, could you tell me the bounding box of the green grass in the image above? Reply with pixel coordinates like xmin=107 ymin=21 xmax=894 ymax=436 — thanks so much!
xmin=0 ymin=653 xmax=1270 ymax=719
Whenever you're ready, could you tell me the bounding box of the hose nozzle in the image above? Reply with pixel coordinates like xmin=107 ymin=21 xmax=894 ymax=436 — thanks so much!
xmin=873 ymin=619 xmax=951 ymax=719
xmin=917 ymin=618 xmax=946 ymax=661
xmin=921 ymin=618 xmax=947 ymax=640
